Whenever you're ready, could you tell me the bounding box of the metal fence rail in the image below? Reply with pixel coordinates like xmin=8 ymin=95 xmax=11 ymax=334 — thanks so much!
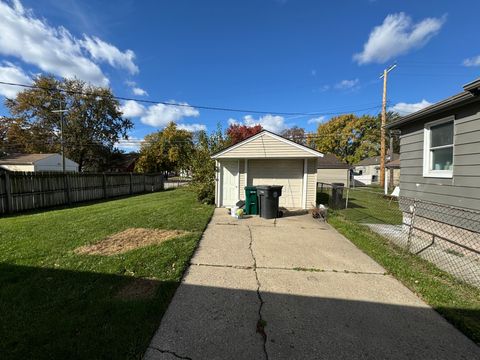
xmin=0 ymin=171 xmax=164 ymax=215
xmin=317 ymin=182 xmax=480 ymax=288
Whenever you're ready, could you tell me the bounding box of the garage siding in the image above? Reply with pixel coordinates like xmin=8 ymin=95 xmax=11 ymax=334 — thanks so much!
xmin=317 ymin=169 xmax=349 ymax=186
xmin=221 ymin=133 xmax=317 ymax=158
xmin=306 ymin=159 xmax=317 ymax=208
xmin=239 ymin=160 xmax=245 ymax=201
xmin=248 ymin=159 xmax=303 ymax=208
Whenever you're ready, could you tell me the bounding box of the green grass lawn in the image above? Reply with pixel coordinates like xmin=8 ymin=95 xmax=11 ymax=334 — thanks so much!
xmin=328 ymin=213 xmax=480 ymax=345
xmin=0 ymin=188 xmax=214 ymax=359
xmin=318 ymin=186 xmax=402 ymax=224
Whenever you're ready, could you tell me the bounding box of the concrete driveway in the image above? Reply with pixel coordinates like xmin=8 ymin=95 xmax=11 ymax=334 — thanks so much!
xmin=145 ymin=209 xmax=479 ymax=359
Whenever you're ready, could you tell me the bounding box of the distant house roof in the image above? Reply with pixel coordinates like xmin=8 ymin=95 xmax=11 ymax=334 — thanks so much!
xmin=386 ymin=158 xmax=400 ymax=169
xmin=106 ymin=153 xmax=138 ymax=172
xmin=317 ymin=153 xmax=350 ymax=169
xmin=387 ymin=78 xmax=480 ymax=129
xmin=356 ymin=153 xmax=399 ymax=167
xmin=0 ymin=153 xmax=57 ymax=165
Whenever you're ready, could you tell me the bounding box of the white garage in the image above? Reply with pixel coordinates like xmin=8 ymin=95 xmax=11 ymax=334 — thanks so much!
xmin=212 ymin=130 xmax=323 ymax=209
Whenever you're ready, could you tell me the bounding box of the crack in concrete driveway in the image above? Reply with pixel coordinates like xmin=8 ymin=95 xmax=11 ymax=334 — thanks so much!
xmin=247 ymin=225 xmax=269 ymax=360
xmin=144 ymin=209 xmax=480 ymax=360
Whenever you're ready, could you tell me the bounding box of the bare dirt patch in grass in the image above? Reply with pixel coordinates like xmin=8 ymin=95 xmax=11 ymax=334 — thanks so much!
xmin=75 ymin=228 xmax=189 ymax=255
xmin=115 ymin=278 xmax=159 ymax=300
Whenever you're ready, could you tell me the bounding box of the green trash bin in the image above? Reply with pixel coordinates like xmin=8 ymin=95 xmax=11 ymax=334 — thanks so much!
xmin=244 ymin=186 xmax=258 ymax=215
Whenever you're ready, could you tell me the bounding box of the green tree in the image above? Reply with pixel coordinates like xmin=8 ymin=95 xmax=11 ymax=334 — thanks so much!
xmin=3 ymin=75 xmax=133 ymax=171
xmin=190 ymin=125 xmax=227 ymax=204
xmin=135 ymin=122 xmax=194 ymax=173
xmin=308 ymin=112 xmax=400 ymax=164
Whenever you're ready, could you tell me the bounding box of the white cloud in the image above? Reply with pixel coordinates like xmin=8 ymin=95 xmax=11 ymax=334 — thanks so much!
xmin=335 ymin=78 xmax=359 ymax=90
xmin=177 ymin=123 xmax=207 ymax=132
xmin=0 ymin=61 xmax=32 ymax=97
xmin=140 ymin=101 xmax=200 ymax=128
xmin=125 ymin=80 xmax=148 ymax=96
xmin=308 ymin=116 xmax=326 ymax=124
xmin=0 ymin=0 xmax=140 ymax=86
xmin=354 ymin=13 xmax=446 ymax=64
xmin=389 ymin=99 xmax=432 ymax=115
xmin=119 ymin=100 xmax=146 ymax=118
xmin=80 ymin=36 xmax=138 ymax=74
xmin=132 ymin=87 xmax=148 ymax=96
xmin=119 ymin=100 xmax=200 ymax=128
xmin=229 ymin=114 xmax=287 ymax=133
xmin=115 ymin=137 xmax=143 ymax=151
xmin=463 ymin=55 xmax=480 ymax=67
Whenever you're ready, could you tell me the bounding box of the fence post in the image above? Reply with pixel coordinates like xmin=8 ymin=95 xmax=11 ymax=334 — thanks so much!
xmin=345 ymin=187 xmax=350 ymax=209
xmin=407 ymin=199 xmax=417 ymax=251
xmin=143 ymin=174 xmax=147 ymax=193
xmin=102 ymin=173 xmax=108 ymax=199
xmin=4 ymin=171 xmax=12 ymax=214
xmin=129 ymin=173 xmax=133 ymax=195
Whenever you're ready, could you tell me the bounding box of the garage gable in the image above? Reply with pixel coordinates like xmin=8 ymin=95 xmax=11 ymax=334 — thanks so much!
xmin=212 ymin=130 xmax=323 ymax=159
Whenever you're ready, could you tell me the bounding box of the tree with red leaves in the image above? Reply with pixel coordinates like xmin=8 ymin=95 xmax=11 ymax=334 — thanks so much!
xmin=226 ymin=124 xmax=263 ymax=145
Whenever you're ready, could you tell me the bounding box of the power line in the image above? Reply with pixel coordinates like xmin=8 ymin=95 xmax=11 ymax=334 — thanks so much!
xmin=0 ymin=80 xmax=382 ymax=117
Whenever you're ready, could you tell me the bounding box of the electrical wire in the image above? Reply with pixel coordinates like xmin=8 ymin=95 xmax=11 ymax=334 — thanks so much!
xmin=0 ymin=80 xmax=382 ymax=117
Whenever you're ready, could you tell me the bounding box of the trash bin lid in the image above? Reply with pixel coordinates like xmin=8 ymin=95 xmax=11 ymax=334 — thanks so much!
xmin=256 ymin=185 xmax=283 ymax=190
xmin=244 ymin=186 xmax=258 ymax=190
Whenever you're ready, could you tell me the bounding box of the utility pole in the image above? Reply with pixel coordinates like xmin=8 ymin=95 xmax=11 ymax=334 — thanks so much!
xmin=379 ymin=64 xmax=397 ymax=188
xmin=52 ymin=98 xmax=67 ymax=173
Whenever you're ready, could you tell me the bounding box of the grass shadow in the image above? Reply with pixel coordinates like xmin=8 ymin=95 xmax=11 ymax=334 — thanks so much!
xmin=0 ymin=263 xmax=178 ymax=360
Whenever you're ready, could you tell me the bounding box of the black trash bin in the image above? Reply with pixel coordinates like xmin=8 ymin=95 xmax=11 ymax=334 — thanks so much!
xmin=257 ymin=185 xmax=283 ymax=219
xmin=331 ymin=182 xmax=345 ymax=209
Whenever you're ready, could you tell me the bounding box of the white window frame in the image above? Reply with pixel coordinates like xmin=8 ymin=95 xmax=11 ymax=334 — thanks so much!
xmin=423 ymin=116 xmax=454 ymax=178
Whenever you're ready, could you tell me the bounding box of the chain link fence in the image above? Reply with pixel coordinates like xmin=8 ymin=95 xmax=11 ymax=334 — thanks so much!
xmin=317 ymin=182 xmax=480 ymax=288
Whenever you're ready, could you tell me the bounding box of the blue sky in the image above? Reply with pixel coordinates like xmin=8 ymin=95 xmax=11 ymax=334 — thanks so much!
xmin=0 ymin=0 xmax=479 ymax=150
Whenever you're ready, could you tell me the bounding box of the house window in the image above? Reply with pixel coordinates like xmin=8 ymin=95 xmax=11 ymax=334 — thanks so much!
xmin=423 ymin=117 xmax=454 ymax=178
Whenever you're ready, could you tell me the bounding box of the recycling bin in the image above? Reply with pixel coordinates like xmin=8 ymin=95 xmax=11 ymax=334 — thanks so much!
xmin=244 ymin=186 xmax=258 ymax=215
xmin=257 ymin=185 xmax=283 ymax=219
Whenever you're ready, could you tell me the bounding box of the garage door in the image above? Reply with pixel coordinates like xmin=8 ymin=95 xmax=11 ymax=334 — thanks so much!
xmin=248 ymin=159 xmax=303 ymax=208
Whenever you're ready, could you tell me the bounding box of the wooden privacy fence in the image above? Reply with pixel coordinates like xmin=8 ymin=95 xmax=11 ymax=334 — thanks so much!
xmin=0 ymin=171 xmax=164 ymax=215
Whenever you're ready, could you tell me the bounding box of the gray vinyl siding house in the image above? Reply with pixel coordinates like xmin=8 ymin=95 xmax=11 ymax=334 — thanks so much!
xmin=387 ymin=78 xmax=480 ymax=212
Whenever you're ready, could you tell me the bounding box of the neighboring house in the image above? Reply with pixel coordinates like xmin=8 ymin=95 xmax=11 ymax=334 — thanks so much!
xmin=387 ymin=78 xmax=480 ymax=211
xmin=316 ymin=153 xmax=351 ymax=186
xmin=211 ymin=130 xmax=323 ymax=209
xmin=0 ymin=153 xmax=78 ymax=172
xmin=105 ymin=153 xmax=138 ymax=173
xmin=354 ymin=154 xmax=399 ymax=185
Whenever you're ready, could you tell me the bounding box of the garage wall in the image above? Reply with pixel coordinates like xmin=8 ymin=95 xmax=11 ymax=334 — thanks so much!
xmin=0 ymin=164 xmax=34 ymax=172
xmin=317 ymin=168 xmax=349 ymax=186
xmin=306 ymin=159 xmax=317 ymax=208
xmin=221 ymin=133 xmax=317 ymax=159
xmin=239 ymin=160 xmax=245 ymax=201
xmin=247 ymin=159 xmax=303 ymax=208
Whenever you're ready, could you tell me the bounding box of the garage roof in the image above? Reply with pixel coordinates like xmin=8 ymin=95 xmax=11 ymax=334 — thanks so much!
xmin=211 ymin=130 xmax=324 ymax=159
xmin=317 ymin=153 xmax=351 ymax=169
xmin=0 ymin=153 xmax=57 ymax=165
